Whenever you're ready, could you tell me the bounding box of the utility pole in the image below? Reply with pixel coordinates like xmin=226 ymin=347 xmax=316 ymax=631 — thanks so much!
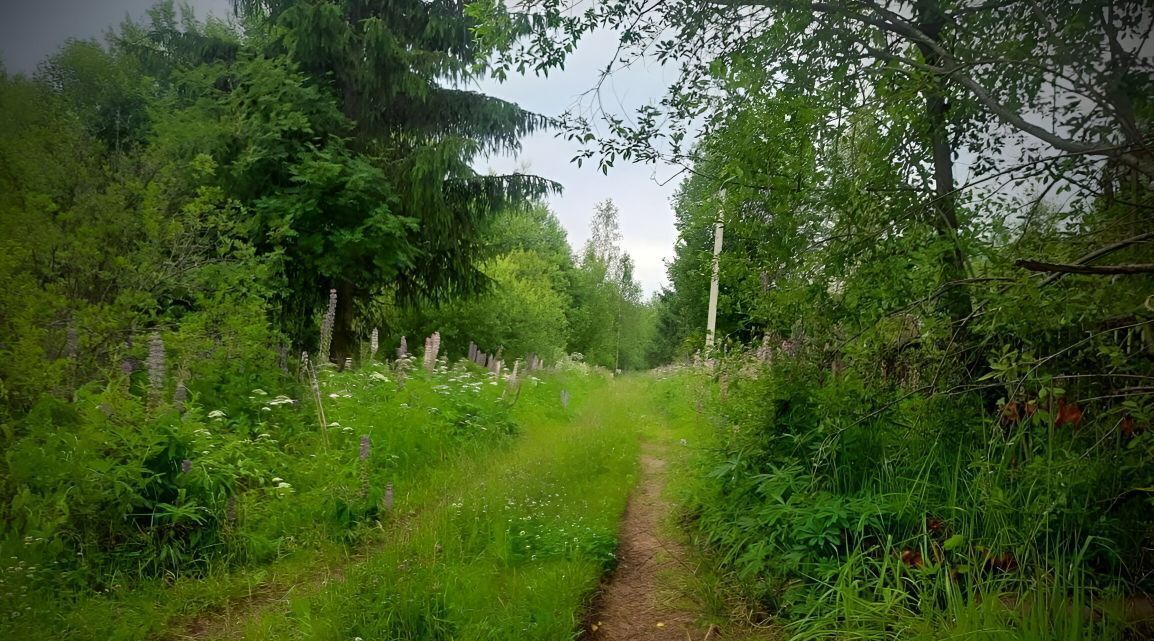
xmin=705 ymin=189 xmax=725 ymax=356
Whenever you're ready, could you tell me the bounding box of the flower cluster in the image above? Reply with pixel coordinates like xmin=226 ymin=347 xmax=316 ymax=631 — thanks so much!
xmin=147 ymin=332 xmax=166 ymax=395
xmin=423 ymin=331 xmax=441 ymax=372
xmin=318 ymin=288 xmax=338 ymax=365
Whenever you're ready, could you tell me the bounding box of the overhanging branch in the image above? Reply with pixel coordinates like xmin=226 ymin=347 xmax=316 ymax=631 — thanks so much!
xmin=1016 ymin=260 xmax=1154 ymax=275
xmin=1041 ymin=231 xmax=1154 ymax=285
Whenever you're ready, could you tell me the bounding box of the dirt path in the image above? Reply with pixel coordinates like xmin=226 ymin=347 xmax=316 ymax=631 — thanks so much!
xmin=589 ymin=444 xmax=706 ymax=641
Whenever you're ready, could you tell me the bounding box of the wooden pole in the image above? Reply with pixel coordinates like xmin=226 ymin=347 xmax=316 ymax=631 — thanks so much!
xmin=705 ymin=189 xmax=725 ymax=355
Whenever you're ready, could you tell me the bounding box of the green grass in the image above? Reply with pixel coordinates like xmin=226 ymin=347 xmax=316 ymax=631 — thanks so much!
xmin=655 ymin=360 xmax=1145 ymax=641
xmin=17 ymin=362 xmax=1129 ymax=641
xmin=1 ymin=361 xmax=617 ymax=641
xmin=203 ymin=370 xmax=643 ymax=641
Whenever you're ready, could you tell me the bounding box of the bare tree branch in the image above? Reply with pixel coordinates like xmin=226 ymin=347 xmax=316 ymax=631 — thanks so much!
xmin=1041 ymin=231 xmax=1154 ymax=285
xmin=712 ymin=0 xmax=1154 ymax=178
xmin=1016 ymin=259 xmax=1154 ymax=275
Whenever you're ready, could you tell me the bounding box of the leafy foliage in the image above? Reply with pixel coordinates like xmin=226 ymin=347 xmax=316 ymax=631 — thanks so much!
xmin=473 ymin=0 xmax=1154 ymax=637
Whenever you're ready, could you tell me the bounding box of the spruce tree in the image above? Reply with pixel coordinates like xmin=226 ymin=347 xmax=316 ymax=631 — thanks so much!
xmin=230 ymin=0 xmax=557 ymax=362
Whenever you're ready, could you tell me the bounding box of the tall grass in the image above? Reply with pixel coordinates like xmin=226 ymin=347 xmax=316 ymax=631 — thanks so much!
xmin=198 ymin=369 xmax=642 ymax=641
xmin=1 ymin=358 xmax=584 ymax=641
xmin=660 ymin=359 xmax=1149 ymax=640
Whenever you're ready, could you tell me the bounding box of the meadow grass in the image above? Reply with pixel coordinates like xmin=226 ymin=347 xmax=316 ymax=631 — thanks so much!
xmin=202 ymin=370 xmax=644 ymax=641
xmin=15 ymin=364 xmax=1123 ymax=641
xmin=3 ymin=361 xmax=608 ymax=641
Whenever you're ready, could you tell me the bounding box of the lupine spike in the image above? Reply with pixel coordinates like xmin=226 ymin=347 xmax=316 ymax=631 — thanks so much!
xmin=382 ymin=482 xmax=394 ymax=511
xmin=147 ymin=332 xmax=166 ymax=396
xmin=423 ymin=331 xmax=441 ymax=371
xmin=121 ymin=335 xmax=136 ymax=375
xmin=318 ymin=288 xmax=337 ymax=365
xmin=174 ymin=379 xmax=188 ymax=412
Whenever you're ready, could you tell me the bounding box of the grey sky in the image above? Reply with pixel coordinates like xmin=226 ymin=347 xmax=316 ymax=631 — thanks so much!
xmin=0 ymin=0 xmax=681 ymax=294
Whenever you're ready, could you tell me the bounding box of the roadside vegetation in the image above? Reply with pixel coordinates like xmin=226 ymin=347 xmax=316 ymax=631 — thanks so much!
xmin=478 ymin=0 xmax=1154 ymax=637
xmin=1 ymin=352 xmax=608 ymax=640
xmin=215 ymin=369 xmax=640 ymax=641
xmin=4 ymin=1 xmax=1153 ymax=640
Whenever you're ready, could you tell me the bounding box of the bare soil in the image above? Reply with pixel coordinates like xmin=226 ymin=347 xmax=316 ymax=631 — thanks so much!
xmin=587 ymin=445 xmax=705 ymax=641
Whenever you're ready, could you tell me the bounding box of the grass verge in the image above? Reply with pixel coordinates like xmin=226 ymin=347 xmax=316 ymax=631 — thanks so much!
xmin=192 ymin=370 xmax=642 ymax=641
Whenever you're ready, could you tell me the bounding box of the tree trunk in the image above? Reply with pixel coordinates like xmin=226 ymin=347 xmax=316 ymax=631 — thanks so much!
xmin=916 ymin=1 xmax=973 ymax=327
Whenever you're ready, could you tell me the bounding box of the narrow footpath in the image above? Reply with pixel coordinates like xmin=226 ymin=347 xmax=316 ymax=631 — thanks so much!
xmin=589 ymin=443 xmax=703 ymax=641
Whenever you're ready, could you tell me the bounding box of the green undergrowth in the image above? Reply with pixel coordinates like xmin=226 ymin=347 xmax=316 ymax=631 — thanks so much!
xmin=2 ymin=359 xmax=600 ymax=641
xmin=637 ymin=370 xmax=784 ymax=640
xmin=202 ymin=371 xmax=644 ymax=641
xmin=661 ymin=360 xmax=1152 ymax=641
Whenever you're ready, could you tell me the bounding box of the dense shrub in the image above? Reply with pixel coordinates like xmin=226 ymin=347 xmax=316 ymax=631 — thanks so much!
xmin=684 ymin=340 xmax=1154 ymax=636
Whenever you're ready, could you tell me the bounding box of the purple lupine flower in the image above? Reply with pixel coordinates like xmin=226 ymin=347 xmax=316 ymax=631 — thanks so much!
xmin=423 ymin=331 xmax=441 ymax=371
xmin=147 ymin=333 xmax=166 ymax=392
xmin=382 ymin=482 xmax=394 ymax=511
xmin=359 ymin=435 xmax=371 ymax=461
xmin=180 ymin=459 xmax=192 ymax=473
xmin=121 ymin=336 xmax=136 ymax=374
xmin=174 ymin=380 xmax=188 ymax=411
xmin=318 ymin=288 xmax=337 ymax=364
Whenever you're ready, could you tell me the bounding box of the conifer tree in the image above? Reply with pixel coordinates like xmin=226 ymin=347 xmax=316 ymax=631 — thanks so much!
xmin=230 ymin=0 xmax=557 ymax=362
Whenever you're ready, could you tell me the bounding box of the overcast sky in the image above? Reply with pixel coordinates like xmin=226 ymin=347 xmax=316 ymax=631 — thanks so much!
xmin=0 ymin=0 xmax=683 ymax=295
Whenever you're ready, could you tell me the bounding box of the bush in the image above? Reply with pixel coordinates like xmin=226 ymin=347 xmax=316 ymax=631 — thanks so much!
xmin=684 ymin=345 xmax=1154 ymax=637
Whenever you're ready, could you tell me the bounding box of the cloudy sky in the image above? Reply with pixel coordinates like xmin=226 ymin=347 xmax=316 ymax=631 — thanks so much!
xmin=0 ymin=0 xmax=684 ymax=294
